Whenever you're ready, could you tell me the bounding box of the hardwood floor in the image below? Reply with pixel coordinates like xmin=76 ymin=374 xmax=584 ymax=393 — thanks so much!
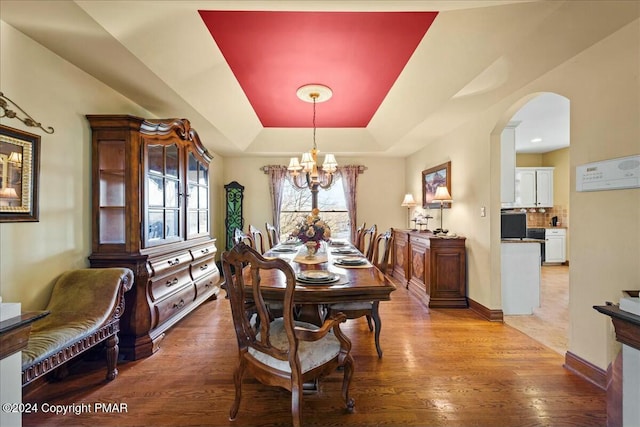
xmin=504 ymin=265 xmax=569 ymax=355
xmin=22 ymin=275 xmax=604 ymax=427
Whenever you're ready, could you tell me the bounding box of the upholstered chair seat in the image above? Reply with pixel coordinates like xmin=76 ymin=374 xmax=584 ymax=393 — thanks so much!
xmin=249 ymin=318 xmax=342 ymax=373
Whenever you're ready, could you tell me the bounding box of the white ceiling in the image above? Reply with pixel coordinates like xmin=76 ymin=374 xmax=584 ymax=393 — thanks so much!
xmin=1 ymin=1 xmax=636 ymax=158
xmin=511 ymin=92 xmax=570 ymax=153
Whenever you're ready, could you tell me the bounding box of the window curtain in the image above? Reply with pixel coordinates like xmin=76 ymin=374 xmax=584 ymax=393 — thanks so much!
xmin=261 ymin=165 xmax=288 ymax=234
xmin=338 ymin=165 xmax=365 ymax=242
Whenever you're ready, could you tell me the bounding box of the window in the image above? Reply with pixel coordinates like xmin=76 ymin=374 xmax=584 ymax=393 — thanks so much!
xmin=279 ymin=175 xmax=350 ymax=241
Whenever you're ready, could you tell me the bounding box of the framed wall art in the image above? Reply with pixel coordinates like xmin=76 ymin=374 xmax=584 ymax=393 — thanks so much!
xmin=422 ymin=161 xmax=451 ymax=209
xmin=0 ymin=125 xmax=40 ymax=222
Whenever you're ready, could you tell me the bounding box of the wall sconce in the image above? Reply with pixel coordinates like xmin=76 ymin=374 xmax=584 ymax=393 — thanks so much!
xmin=432 ymin=186 xmax=452 ymax=234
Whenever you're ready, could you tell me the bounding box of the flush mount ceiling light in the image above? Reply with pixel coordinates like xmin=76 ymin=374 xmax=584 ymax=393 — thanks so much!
xmin=531 ymin=138 xmax=543 ymax=143
xmin=288 ymin=84 xmax=337 ymax=210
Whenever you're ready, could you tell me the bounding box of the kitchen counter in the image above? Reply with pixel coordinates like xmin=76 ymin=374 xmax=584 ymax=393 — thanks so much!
xmin=501 ymin=241 xmax=541 ymax=315
xmin=501 ymin=238 xmax=544 ymax=243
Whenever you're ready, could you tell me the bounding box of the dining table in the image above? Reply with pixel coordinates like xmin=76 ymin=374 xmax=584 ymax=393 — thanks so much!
xmin=247 ymin=239 xmax=397 ymax=325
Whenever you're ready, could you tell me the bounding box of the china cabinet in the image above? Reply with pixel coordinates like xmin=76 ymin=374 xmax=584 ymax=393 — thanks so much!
xmin=87 ymin=115 xmax=220 ymax=360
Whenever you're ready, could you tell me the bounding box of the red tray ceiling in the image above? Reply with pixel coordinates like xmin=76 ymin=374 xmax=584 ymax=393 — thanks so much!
xmin=199 ymin=11 xmax=438 ymax=128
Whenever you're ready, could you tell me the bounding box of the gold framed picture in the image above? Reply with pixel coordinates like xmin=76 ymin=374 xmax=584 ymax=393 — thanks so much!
xmin=422 ymin=161 xmax=451 ymax=209
xmin=0 ymin=125 xmax=40 ymax=222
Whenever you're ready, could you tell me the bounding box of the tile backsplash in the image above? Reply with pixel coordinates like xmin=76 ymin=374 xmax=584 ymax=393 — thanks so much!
xmin=503 ymin=206 xmax=568 ymax=228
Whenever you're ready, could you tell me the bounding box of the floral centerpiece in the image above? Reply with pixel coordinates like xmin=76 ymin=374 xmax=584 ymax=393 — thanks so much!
xmin=290 ymin=208 xmax=331 ymax=257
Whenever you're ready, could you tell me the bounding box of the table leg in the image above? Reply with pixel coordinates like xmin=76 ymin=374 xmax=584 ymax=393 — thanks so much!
xmin=295 ymin=304 xmax=325 ymax=326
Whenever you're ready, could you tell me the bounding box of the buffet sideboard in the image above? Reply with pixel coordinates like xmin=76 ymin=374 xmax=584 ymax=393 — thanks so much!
xmin=392 ymin=230 xmax=467 ymax=308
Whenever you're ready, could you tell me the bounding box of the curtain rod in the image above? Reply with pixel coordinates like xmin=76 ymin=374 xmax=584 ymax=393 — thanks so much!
xmin=260 ymin=165 xmax=367 ymax=174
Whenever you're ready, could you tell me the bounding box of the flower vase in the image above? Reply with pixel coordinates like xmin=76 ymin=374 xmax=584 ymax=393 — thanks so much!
xmin=305 ymin=242 xmax=318 ymax=259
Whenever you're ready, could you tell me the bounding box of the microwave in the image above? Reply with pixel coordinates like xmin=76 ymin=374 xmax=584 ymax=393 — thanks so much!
xmin=501 ymin=212 xmax=527 ymax=239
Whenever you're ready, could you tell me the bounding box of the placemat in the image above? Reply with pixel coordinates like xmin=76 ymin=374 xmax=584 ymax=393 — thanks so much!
xmin=293 ymin=252 xmax=329 ymax=264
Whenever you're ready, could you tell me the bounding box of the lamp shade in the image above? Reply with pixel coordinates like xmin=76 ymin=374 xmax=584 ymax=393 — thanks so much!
xmin=8 ymin=152 xmax=22 ymax=164
xmin=300 ymin=152 xmax=315 ymax=172
xmin=432 ymin=186 xmax=452 ymax=202
xmin=322 ymin=154 xmax=338 ymax=173
xmin=287 ymin=157 xmax=302 ymax=171
xmin=0 ymin=187 xmax=18 ymax=199
xmin=401 ymin=193 xmax=417 ymax=207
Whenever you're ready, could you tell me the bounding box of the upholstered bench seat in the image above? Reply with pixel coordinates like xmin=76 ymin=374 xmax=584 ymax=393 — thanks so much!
xmin=21 ymin=268 xmax=133 ymax=386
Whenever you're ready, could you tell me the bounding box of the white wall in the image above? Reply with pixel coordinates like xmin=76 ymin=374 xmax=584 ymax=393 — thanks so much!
xmin=0 ymin=22 xmax=146 ymax=308
xmin=560 ymin=20 xmax=640 ymax=366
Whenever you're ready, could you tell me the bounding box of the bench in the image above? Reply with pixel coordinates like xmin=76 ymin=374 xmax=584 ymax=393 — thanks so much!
xmin=21 ymin=268 xmax=134 ymax=386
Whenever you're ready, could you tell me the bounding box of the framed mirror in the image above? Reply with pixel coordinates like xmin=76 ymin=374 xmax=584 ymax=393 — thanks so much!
xmin=0 ymin=125 xmax=40 ymax=222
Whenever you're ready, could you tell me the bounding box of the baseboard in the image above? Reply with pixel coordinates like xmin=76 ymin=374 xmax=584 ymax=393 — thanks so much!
xmin=564 ymin=351 xmax=607 ymax=390
xmin=468 ymin=298 xmax=503 ymax=322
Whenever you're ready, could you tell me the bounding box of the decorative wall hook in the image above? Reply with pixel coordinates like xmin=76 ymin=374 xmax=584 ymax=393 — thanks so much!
xmin=0 ymin=91 xmax=54 ymax=134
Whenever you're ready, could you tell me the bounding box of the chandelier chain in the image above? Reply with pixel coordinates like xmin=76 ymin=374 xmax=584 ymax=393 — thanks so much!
xmin=312 ymin=95 xmax=317 ymax=150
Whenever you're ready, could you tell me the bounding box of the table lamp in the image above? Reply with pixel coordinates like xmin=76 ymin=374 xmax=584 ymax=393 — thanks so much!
xmin=432 ymin=186 xmax=452 ymax=234
xmin=401 ymin=193 xmax=417 ymax=229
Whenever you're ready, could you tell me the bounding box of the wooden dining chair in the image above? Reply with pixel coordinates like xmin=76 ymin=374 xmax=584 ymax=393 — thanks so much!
xmin=233 ymin=228 xmax=255 ymax=249
xmin=249 ymin=224 xmax=266 ymax=254
xmin=221 ymin=243 xmax=355 ymax=427
xmin=353 ymin=222 xmax=366 ymax=249
xmin=360 ymin=224 xmax=378 ymax=261
xmin=327 ymin=228 xmax=393 ymax=359
xmin=371 ymin=228 xmax=394 ymax=274
xmin=265 ymin=222 xmax=280 ymax=249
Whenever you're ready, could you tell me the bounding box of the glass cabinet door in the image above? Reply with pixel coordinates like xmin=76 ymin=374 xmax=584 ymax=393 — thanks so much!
xmin=98 ymin=140 xmax=126 ymax=244
xmin=186 ymin=151 xmax=209 ymax=239
xmin=145 ymin=142 xmax=183 ymax=247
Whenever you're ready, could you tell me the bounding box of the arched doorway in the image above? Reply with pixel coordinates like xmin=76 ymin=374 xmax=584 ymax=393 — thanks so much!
xmin=499 ymin=92 xmax=570 ymax=355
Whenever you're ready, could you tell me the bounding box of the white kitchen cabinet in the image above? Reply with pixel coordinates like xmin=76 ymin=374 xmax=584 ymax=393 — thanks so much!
xmin=514 ymin=167 xmax=554 ymax=208
xmin=545 ymin=228 xmax=566 ymax=263
xmin=535 ymin=168 xmax=554 ymax=207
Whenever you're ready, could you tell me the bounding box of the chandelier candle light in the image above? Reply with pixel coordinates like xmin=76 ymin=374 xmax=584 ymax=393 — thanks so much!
xmin=288 ymin=84 xmax=337 ymax=210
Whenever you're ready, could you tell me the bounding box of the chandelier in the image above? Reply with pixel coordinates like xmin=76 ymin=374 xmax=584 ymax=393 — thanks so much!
xmin=287 ymin=84 xmax=337 ymax=209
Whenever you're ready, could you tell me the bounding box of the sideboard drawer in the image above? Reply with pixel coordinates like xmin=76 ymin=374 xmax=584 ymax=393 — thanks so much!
xmin=148 ymin=252 xmax=192 ymax=277
xmin=194 ymin=272 xmax=220 ymax=299
xmin=149 ymin=267 xmax=192 ymax=302
xmin=154 ymin=284 xmax=196 ymax=328
xmin=191 ymin=243 xmax=216 ymax=262
xmin=190 ymin=257 xmax=216 ymax=282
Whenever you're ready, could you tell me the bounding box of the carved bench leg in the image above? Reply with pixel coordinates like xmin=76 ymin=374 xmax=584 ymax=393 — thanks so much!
xmin=105 ymin=334 xmax=119 ymax=381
